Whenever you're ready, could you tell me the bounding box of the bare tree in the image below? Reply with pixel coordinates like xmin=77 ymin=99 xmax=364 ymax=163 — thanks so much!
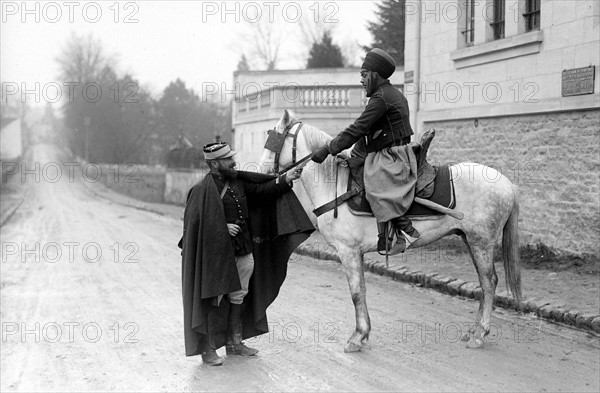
xmin=56 ymin=33 xmax=110 ymax=83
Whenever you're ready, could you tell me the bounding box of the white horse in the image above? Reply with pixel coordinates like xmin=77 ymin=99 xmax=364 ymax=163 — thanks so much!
xmin=259 ymin=110 xmax=522 ymax=351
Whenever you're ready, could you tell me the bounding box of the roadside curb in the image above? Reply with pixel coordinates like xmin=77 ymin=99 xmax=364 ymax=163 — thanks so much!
xmin=295 ymin=243 xmax=600 ymax=334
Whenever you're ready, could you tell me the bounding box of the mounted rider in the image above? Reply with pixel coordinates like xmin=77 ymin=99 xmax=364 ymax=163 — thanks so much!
xmin=311 ymin=48 xmax=420 ymax=255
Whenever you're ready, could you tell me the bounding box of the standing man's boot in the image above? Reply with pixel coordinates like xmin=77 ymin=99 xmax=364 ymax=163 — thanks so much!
xmin=226 ymin=303 xmax=258 ymax=356
xmin=201 ymin=347 xmax=223 ymax=366
xmin=388 ymin=216 xmax=420 ymax=255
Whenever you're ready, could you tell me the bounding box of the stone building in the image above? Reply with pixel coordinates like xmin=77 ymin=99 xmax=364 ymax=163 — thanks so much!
xmin=404 ymin=0 xmax=599 ymax=255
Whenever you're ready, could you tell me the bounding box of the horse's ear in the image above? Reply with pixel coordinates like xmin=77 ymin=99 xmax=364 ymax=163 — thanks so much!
xmin=282 ymin=110 xmax=291 ymax=126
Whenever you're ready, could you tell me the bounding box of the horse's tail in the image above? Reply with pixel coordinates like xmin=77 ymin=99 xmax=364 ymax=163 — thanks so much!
xmin=502 ymin=184 xmax=522 ymax=307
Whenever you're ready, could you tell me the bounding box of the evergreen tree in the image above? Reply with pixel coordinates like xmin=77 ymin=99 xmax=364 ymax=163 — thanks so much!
xmin=306 ymin=31 xmax=344 ymax=68
xmin=236 ymin=54 xmax=250 ymax=72
xmin=364 ymin=0 xmax=405 ymax=65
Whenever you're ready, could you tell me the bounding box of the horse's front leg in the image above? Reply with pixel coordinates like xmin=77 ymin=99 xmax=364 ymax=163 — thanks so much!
xmin=338 ymin=247 xmax=371 ymax=353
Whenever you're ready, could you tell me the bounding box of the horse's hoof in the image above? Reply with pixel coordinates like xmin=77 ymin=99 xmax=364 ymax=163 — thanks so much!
xmin=344 ymin=342 xmax=363 ymax=353
xmin=466 ymin=338 xmax=484 ymax=349
xmin=460 ymin=333 xmax=470 ymax=342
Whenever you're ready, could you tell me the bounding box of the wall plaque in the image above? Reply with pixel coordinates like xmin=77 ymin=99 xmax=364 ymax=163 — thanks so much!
xmin=404 ymin=71 xmax=414 ymax=84
xmin=562 ymin=66 xmax=595 ymax=97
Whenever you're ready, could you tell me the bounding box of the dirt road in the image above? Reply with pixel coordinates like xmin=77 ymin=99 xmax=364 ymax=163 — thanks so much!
xmin=1 ymin=144 xmax=598 ymax=392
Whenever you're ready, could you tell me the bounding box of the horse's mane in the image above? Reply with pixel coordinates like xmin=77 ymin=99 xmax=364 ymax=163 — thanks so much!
xmin=302 ymin=123 xmax=333 ymax=152
xmin=284 ymin=113 xmax=332 ymax=152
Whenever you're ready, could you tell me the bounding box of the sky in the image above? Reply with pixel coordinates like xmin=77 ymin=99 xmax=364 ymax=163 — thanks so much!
xmin=1 ymin=1 xmax=376 ymax=106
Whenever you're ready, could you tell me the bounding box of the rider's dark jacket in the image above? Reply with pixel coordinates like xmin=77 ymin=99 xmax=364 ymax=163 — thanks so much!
xmin=328 ymin=80 xmax=413 ymax=155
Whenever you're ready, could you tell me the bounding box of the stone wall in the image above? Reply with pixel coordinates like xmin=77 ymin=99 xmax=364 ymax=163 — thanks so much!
xmin=97 ymin=164 xmax=166 ymax=204
xmin=425 ymin=109 xmax=600 ymax=256
xmin=164 ymin=166 xmax=208 ymax=205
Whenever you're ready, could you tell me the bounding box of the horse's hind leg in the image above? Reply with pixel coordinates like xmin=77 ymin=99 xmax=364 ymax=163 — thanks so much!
xmin=464 ymin=240 xmax=498 ymax=348
xmin=338 ymin=247 xmax=371 ymax=353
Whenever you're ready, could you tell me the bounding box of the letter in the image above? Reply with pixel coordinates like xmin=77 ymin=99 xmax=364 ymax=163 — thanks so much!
xmin=282 ymin=322 xmax=301 ymax=343
xmin=63 ymin=82 xmax=79 ymax=103
xmin=42 ymin=82 xmax=61 ymax=103
xmin=1 ymin=2 xmax=18 ymax=23
xmin=82 ymin=2 xmax=102 ymax=23
xmin=21 ymin=242 xmax=40 ymax=263
xmin=82 ymin=242 xmax=102 ymax=263
xmin=401 ymin=322 xmax=419 ymax=343
xmin=201 ymin=2 xmax=218 ymax=23
xmin=242 ymin=2 xmax=261 ymax=23
xmin=42 ymin=162 xmax=62 ymax=183
xmin=21 ymin=322 xmax=41 ymax=343
xmin=1 ymin=82 xmax=18 ymax=102
xmin=421 ymin=82 xmax=440 ymax=104
xmin=20 ymin=1 xmax=40 ymax=23
xmin=42 ymin=322 xmax=62 ymax=343
xmin=1 ymin=162 xmax=19 ymax=183
xmin=42 ymin=242 xmax=62 ymax=263
xmin=220 ymin=1 xmax=240 ymax=23
xmin=2 ymin=242 xmax=18 ymax=263
xmin=82 ymin=322 xmax=102 ymax=343
xmin=21 ymin=82 xmax=41 ymax=104
xmin=42 ymin=2 xmax=62 ymax=23
xmin=201 ymin=82 xmax=218 ymax=103
xmin=63 ymin=2 xmax=79 ymax=22
xmin=2 ymin=322 xmax=19 ymax=342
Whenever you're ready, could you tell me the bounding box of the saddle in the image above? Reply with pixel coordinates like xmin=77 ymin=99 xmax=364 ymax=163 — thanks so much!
xmin=313 ymin=130 xmax=455 ymax=219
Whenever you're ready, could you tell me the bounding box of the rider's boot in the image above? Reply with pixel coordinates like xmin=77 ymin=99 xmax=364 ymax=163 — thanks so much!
xmin=387 ymin=216 xmax=420 ymax=256
xmin=226 ymin=303 xmax=258 ymax=356
xmin=377 ymin=222 xmax=394 ymax=255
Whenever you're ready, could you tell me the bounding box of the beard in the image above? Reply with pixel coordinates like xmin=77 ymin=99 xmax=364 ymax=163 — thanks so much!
xmin=218 ymin=165 xmax=238 ymax=179
xmin=364 ymin=72 xmax=384 ymax=97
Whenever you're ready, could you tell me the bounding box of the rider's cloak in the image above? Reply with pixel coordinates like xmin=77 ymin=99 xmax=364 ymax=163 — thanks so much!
xmin=178 ymin=171 xmax=314 ymax=356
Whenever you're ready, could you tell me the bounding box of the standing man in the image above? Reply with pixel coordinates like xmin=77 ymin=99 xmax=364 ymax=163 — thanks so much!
xmin=311 ymin=48 xmax=419 ymax=255
xmin=179 ymin=142 xmax=313 ymax=366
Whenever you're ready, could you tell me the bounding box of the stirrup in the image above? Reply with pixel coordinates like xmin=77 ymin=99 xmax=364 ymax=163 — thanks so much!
xmin=387 ymin=231 xmax=420 ymax=256
xmin=376 ymin=222 xmax=395 ymax=256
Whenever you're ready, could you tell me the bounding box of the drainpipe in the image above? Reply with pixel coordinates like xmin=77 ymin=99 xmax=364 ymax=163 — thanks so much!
xmin=414 ymin=4 xmax=422 ymax=137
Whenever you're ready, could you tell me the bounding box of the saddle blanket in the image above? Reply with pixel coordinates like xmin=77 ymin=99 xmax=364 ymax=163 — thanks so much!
xmin=347 ymin=164 xmax=455 ymax=219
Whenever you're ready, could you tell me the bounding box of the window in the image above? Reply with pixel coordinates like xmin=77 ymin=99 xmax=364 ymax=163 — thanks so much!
xmin=490 ymin=0 xmax=505 ymax=40
xmin=462 ymin=0 xmax=476 ymax=46
xmin=524 ymin=0 xmax=541 ymax=32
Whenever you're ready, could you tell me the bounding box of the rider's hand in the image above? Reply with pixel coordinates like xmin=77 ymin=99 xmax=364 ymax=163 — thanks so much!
xmin=311 ymin=146 xmax=330 ymax=164
xmin=227 ymin=223 xmax=241 ymax=237
xmin=285 ymin=167 xmax=303 ymax=183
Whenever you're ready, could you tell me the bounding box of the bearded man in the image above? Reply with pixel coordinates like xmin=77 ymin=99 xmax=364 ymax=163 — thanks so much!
xmin=311 ymin=48 xmax=419 ymax=255
xmin=179 ymin=142 xmax=313 ymax=365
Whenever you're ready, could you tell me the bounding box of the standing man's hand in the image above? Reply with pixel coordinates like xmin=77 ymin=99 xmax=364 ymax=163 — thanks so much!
xmin=285 ymin=167 xmax=303 ymax=183
xmin=227 ymin=223 xmax=241 ymax=236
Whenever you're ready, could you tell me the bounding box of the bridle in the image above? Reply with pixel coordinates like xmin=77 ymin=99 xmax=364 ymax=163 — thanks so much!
xmin=264 ymin=121 xmax=310 ymax=175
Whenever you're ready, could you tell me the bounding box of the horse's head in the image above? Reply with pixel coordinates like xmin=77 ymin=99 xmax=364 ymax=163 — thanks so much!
xmin=259 ymin=109 xmax=303 ymax=175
